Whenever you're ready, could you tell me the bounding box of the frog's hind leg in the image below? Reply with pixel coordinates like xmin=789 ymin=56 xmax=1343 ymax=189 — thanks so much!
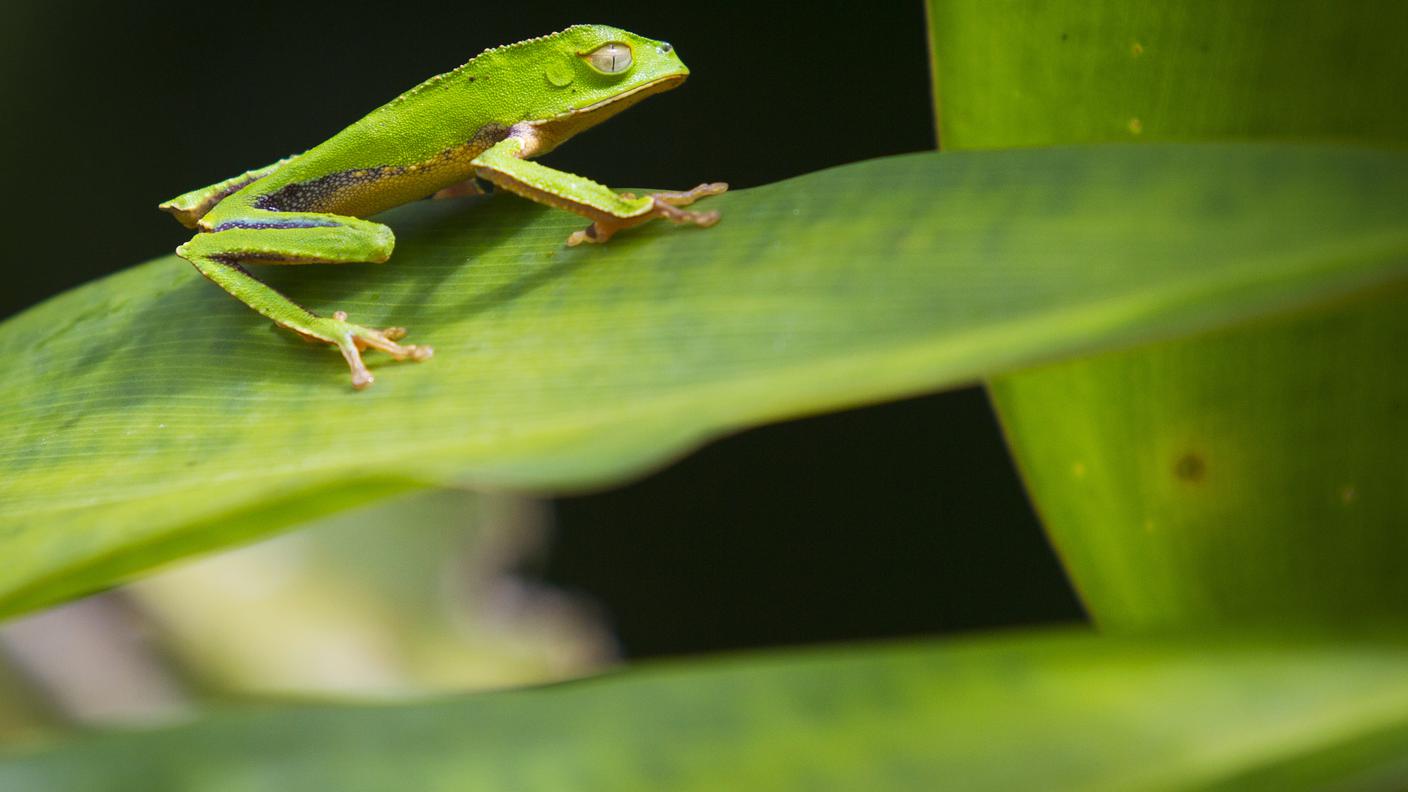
xmin=159 ymin=155 xmax=297 ymax=229
xmin=177 ymin=214 xmax=431 ymax=390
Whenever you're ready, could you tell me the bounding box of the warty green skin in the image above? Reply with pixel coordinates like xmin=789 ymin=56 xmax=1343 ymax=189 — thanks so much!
xmin=160 ymin=24 xmax=726 ymax=390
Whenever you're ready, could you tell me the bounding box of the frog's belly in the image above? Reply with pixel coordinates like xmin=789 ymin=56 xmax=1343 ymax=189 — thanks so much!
xmin=253 ymin=134 xmax=504 ymax=218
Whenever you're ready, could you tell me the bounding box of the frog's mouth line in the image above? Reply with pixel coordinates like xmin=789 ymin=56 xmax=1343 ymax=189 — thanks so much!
xmin=523 ymin=72 xmax=688 ymax=153
xmin=553 ymin=73 xmax=688 ymax=120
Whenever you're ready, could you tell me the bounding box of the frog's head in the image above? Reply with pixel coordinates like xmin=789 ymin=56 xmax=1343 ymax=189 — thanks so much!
xmin=522 ymin=25 xmax=691 ymax=144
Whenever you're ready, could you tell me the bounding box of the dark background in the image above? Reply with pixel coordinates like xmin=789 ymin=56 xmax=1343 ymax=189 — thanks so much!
xmin=0 ymin=1 xmax=1084 ymax=658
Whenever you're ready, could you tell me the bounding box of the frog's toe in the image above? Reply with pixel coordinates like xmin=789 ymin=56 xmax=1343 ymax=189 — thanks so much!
xmin=653 ymin=182 xmax=728 ymax=208
xmin=324 ymin=311 xmax=433 ymax=390
xmin=650 ymin=200 xmax=721 ymax=229
xmin=567 ymin=224 xmax=611 ymax=246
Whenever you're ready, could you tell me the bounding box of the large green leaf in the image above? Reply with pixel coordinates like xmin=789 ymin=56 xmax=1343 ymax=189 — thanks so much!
xmin=929 ymin=0 xmax=1408 ymax=148
xmin=4 ymin=631 xmax=1408 ymax=790
xmin=990 ymin=293 xmax=1408 ymax=630
xmin=928 ymin=0 xmax=1408 ymax=630
xmin=2 ymin=144 xmax=1406 ymax=619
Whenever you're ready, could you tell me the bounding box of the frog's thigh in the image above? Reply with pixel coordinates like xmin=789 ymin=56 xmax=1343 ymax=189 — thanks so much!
xmin=184 ymin=214 xmax=395 ymax=265
xmin=159 ymin=156 xmax=298 ymax=229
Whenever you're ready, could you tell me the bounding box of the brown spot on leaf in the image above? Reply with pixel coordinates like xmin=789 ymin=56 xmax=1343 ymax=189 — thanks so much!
xmin=1174 ymin=453 xmax=1206 ymax=483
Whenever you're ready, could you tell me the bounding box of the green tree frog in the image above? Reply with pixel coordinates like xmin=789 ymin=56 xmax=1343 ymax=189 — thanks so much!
xmin=160 ymin=25 xmax=726 ymax=389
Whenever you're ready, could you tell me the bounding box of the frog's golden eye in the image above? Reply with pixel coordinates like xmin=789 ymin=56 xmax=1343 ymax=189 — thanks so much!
xmin=585 ymin=42 xmax=633 ymax=75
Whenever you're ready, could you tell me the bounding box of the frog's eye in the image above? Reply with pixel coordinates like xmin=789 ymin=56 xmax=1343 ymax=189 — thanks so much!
xmin=585 ymin=42 xmax=633 ymax=75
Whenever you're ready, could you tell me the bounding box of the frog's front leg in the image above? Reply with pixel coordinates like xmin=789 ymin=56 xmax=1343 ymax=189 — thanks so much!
xmin=470 ymin=136 xmax=727 ymax=246
xmin=177 ymin=213 xmax=431 ymax=390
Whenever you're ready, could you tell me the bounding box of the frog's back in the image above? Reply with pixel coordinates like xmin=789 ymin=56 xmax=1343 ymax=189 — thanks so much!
xmin=211 ymin=43 xmax=536 ymax=221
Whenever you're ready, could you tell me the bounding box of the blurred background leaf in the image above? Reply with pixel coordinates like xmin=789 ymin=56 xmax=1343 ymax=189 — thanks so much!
xmin=928 ymin=0 xmax=1408 ymax=630
xmin=0 ymin=490 xmax=613 ymax=748
xmin=929 ymin=0 xmax=1408 ymax=148
xmin=126 ymin=490 xmax=613 ymax=696
xmin=5 ymin=632 xmax=1408 ymax=791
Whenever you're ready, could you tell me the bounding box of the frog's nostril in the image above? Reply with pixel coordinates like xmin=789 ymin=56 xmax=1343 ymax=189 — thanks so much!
xmin=659 ymin=42 xmax=673 ymax=53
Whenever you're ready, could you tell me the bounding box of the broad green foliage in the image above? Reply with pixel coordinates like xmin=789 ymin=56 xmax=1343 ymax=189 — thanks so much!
xmin=928 ymin=0 xmax=1408 ymax=630
xmin=990 ymin=293 xmax=1408 ymax=629
xmin=929 ymin=0 xmax=1408 ymax=148
xmin=5 ymin=632 xmax=1408 ymax=790
xmin=2 ymin=146 xmax=1406 ymax=618
xmin=2 ymin=4 xmax=1407 ymax=787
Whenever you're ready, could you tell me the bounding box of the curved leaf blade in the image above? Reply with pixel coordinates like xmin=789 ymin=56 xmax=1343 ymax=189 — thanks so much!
xmin=927 ymin=0 xmax=1408 ymax=149
xmin=1 ymin=144 xmax=1406 ymax=617
xmin=4 ymin=632 xmax=1408 ymax=790
xmin=927 ymin=0 xmax=1408 ymax=631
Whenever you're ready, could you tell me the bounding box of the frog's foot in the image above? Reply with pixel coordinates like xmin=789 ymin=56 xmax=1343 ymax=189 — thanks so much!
xmin=567 ymin=182 xmax=729 ymax=246
xmin=296 ymin=310 xmax=434 ymax=390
